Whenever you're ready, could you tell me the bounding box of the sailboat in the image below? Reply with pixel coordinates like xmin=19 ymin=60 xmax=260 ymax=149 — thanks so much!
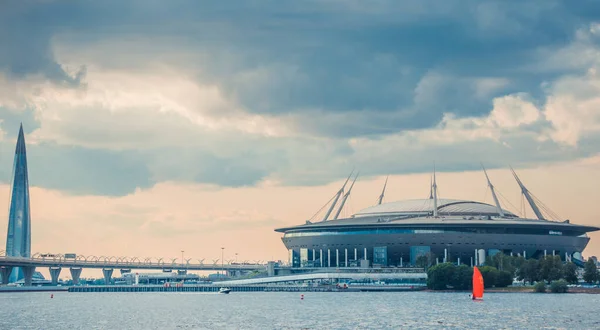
xmin=472 ymin=266 xmax=484 ymax=300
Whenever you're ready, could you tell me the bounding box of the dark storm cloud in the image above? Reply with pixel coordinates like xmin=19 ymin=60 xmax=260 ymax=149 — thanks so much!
xmin=3 ymin=1 xmax=598 ymax=124
xmin=0 ymin=136 xmax=287 ymax=196
xmin=0 ymin=109 xmax=290 ymax=195
xmin=1 ymin=0 xmax=599 ymax=195
xmin=0 ymin=1 xmax=86 ymax=84
xmin=271 ymin=135 xmax=592 ymax=188
xmin=0 ymin=139 xmax=154 ymax=196
xmin=143 ymin=146 xmax=289 ymax=188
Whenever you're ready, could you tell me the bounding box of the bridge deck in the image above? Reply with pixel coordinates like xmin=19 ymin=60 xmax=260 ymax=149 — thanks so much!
xmin=0 ymin=256 xmax=265 ymax=271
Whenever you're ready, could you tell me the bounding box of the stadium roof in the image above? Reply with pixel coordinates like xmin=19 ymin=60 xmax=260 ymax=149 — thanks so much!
xmin=275 ymin=168 xmax=600 ymax=233
xmin=274 ymin=198 xmax=600 ymax=233
xmin=354 ymin=198 xmax=516 ymax=218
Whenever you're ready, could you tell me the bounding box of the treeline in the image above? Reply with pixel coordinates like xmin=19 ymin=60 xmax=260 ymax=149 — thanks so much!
xmin=488 ymin=254 xmax=578 ymax=284
xmin=427 ymin=263 xmax=513 ymax=290
xmin=426 ymin=253 xmax=600 ymax=291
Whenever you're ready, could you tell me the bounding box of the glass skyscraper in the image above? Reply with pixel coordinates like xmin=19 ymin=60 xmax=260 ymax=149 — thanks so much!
xmin=5 ymin=124 xmax=31 ymax=283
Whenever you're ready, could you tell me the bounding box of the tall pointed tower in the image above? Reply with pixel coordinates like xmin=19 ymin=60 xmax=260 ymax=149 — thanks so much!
xmin=5 ymin=124 xmax=32 ymax=283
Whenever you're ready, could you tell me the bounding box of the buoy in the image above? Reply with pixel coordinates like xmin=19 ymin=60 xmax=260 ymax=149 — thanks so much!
xmin=50 ymin=294 xmax=53 ymax=299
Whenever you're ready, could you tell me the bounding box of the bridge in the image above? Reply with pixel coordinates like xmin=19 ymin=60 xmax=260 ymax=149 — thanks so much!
xmin=0 ymin=125 xmax=276 ymax=288
xmin=0 ymin=251 xmax=269 ymax=286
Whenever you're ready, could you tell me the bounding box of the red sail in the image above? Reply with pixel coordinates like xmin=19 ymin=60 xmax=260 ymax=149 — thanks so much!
xmin=472 ymin=266 xmax=484 ymax=299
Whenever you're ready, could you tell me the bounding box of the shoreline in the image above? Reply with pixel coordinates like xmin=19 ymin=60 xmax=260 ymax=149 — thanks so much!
xmin=2 ymin=285 xmax=599 ymax=294
xmin=425 ymin=287 xmax=600 ymax=294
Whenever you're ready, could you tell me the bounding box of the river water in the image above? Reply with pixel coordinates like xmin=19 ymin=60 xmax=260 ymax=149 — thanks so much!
xmin=1 ymin=291 xmax=599 ymax=329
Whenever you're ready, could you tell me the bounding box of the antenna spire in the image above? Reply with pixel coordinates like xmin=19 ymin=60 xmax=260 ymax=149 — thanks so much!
xmin=481 ymin=163 xmax=505 ymax=217
xmin=322 ymin=170 xmax=354 ymax=221
xmin=377 ymin=175 xmax=388 ymax=205
xmin=432 ymin=163 xmax=438 ymax=217
xmin=510 ymin=166 xmax=545 ymax=220
xmin=333 ymin=172 xmax=359 ymax=220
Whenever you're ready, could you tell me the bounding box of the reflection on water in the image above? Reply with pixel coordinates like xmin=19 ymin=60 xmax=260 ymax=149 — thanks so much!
xmin=1 ymin=291 xmax=600 ymax=329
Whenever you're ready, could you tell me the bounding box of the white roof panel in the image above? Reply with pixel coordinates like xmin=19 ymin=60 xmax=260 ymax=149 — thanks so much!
xmin=354 ymin=198 xmax=515 ymax=217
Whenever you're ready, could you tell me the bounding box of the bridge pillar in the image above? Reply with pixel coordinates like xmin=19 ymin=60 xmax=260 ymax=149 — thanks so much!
xmin=23 ymin=266 xmax=36 ymax=286
xmin=102 ymin=268 xmax=114 ymax=285
xmin=49 ymin=267 xmax=62 ymax=285
xmin=120 ymin=269 xmax=131 ymax=276
xmin=70 ymin=267 xmax=82 ymax=285
xmin=0 ymin=266 xmax=13 ymax=284
xmin=267 ymin=261 xmax=275 ymax=277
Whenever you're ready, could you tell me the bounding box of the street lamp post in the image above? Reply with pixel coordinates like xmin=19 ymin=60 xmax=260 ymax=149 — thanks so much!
xmin=181 ymin=250 xmax=184 ymax=265
xmin=221 ymin=247 xmax=225 ymax=277
xmin=235 ymin=253 xmax=239 ymax=276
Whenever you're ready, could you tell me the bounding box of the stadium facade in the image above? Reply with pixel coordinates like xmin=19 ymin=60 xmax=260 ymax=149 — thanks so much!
xmin=275 ymin=168 xmax=600 ymax=268
xmin=5 ymin=124 xmax=32 ymax=282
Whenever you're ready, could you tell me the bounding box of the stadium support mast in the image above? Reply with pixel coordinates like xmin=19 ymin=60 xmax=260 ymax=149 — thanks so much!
xmin=481 ymin=163 xmax=505 ymax=217
xmin=432 ymin=164 xmax=438 ymax=217
xmin=510 ymin=166 xmax=545 ymax=220
xmin=429 ymin=175 xmax=433 ymax=199
xmin=322 ymin=171 xmax=353 ymax=221
xmin=377 ymin=176 xmax=388 ymax=205
xmin=333 ymin=172 xmax=359 ymax=220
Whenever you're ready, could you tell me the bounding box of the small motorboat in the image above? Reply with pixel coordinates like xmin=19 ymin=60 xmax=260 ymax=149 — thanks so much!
xmin=218 ymin=287 xmax=231 ymax=294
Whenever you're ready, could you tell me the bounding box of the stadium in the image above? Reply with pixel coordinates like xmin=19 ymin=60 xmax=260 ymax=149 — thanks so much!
xmin=275 ymin=168 xmax=600 ymax=268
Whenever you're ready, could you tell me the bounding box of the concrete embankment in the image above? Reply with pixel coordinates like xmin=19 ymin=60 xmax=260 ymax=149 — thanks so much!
xmin=67 ymin=284 xmax=426 ymax=293
xmin=0 ymin=286 xmax=69 ymax=293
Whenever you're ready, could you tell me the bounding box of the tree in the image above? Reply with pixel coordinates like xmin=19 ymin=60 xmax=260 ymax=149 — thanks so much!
xmin=512 ymin=256 xmax=526 ymax=272
xmin=487 ymin=253 xmax=518 ymax=276
xmin=427 ymin=263 xmax=515 ymax=290
xmin=451 ymin=264 xmax=472 ymax=290
xmin=426 ymin=252 xmax=436 ymax=267
xmin=562 ymin=262 xmax=578 ymax=284
xmin=549 ymin=280 xmax=568 ymax=293
xmin=539 ymin=256 xmax=563 ymax=282
xmin=485 ymin=255 xmax=495 ymax=268
xmin=427 ymin=263 xmax=455 ymax=290
xmin=495 ymin=270 xmax=514 ymax=287
xmin=533 ymin=281 xmax=546 ymax=293
xmin=583 ymin=259 xmax=599 ymax=283
xmin=416 ymin=252 xmax=436 ymax=269
xmin=415 ymin=255 xmax=429 ymax=269
xmin=479 ymin=266 xmax=498 ymax=288
xmin=517 ymin=259 xmax=540 ymax=284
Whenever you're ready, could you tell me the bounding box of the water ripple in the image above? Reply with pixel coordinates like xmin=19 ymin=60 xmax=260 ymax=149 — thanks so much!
xmin=0 ymin=291 xmax=598 ymax=329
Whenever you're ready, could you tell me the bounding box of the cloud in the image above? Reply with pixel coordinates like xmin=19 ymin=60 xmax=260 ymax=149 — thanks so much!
xmin=0 ymin=1 xmax=86 ymax=84
xmin=350 ymin=92 xmax=545 ymax=151
xmin=489 ymin=94 xmax=541 ymax=128
xmin=0 ymin=2 xmax=600 ymax=196
xmin=2 ymin=2 xmax=600 ymax=282
xmin=543 ymin=66 xmax=600 ymax=146
xmin=11 ymin=68 xmax=291 ymax=149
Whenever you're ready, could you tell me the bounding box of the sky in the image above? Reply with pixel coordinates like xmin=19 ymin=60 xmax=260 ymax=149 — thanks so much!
xmin=1 ymin=1 xmax=600 ymax=278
